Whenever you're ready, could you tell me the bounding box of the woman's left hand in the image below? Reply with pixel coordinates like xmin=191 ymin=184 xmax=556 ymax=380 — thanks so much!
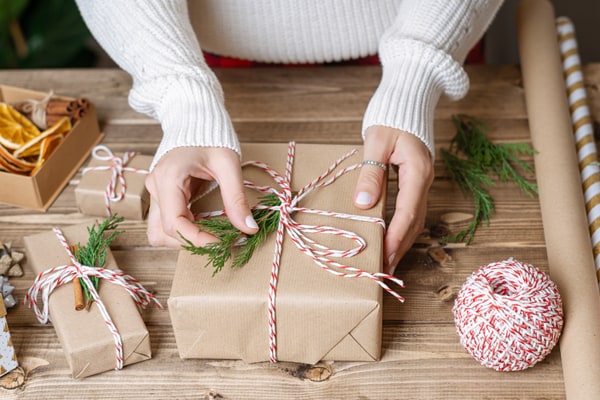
xmin=354 ymin=125 xmax=434 ymax=274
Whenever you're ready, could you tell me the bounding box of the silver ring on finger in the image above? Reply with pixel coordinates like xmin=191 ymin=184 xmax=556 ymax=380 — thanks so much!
xmin=361 ymin=159 xmax=387 ymax=171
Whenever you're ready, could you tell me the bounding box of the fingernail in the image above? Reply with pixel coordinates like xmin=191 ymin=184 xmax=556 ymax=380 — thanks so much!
xmin=355 ymin=191 xmax=373 ymax=206
xmin=246 ymin=215 xmax=259 ymax=230
xmin=388 ymin=253 xmax=396 ymax=275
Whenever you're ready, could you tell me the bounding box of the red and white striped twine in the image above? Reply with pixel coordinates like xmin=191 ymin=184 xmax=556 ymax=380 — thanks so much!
xmin=195 ymin=141 xmax=404 ymax=362
xmin=452 ymin=259 xmax=563 ymax=372
xmin=81 ymin=145 xmax=149 ymax=217
xmin=24 ymin=227 xmax=162 ymax=370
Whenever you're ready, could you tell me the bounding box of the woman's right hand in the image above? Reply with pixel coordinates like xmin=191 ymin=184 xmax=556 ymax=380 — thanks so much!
xmin=144 ymin=146 xmax=259 ymax=247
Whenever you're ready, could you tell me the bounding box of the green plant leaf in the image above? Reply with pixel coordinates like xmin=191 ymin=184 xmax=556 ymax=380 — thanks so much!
xmin=0 ymin=0 xmax=29 ymax=67
xmin=0 ymin=0 xmax=28 ymax=28
xmin=1 ymin=0 xmax=96 ymax=68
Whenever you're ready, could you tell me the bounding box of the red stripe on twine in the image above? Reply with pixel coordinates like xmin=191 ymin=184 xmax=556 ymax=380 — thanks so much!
xmin=24 ymin=227 xmax=162 ymax=371
xmin=194 ymin=141 xmax=404 ymax=362
xmin=81 ymin=145 xmax=149 ymax=217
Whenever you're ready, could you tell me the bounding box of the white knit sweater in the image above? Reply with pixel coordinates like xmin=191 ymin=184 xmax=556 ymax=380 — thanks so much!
xmin=75 ymin=0 xmax=502 ymax=168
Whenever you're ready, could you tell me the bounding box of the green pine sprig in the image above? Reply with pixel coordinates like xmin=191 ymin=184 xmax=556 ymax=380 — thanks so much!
xmin=182 ymin=193 xmax=286 ymax=276
xmin=74 ymin=214 xmax=124 ymax=303
xmin=441 ymin=114 xmax=538 ymax=244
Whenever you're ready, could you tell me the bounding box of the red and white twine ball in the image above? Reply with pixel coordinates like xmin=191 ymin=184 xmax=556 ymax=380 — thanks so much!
xmin=452 ymin=258 xmax=564 ymax=372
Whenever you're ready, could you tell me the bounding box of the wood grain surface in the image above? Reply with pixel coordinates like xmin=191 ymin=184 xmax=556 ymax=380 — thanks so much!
xmin=1 ymin=64 xmax=594 ymax=399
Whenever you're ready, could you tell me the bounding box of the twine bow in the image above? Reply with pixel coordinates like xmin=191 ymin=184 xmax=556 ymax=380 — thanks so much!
xmin=24 ymin=227 xmax=162 ymax=370
xmin=195 ymin=141 xmax=404 ymax=362
xmin=82 ymin=145 xmax=149 ymax=217
xmin=20 ymin=90 xmax=54 ymax=129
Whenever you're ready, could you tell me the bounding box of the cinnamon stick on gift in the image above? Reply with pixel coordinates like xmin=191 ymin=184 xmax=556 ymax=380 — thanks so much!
xmin=73 ymin=279 xmax=85 ymax=311
xmin=70 ymin=245 xmax=85 ymax=311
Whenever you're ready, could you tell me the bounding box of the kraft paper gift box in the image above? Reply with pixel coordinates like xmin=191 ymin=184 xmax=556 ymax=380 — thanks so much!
xmin=169 ymin=142 xmax=395 ymax=364
xmin=0 ymin=294 xmax=18 ymax=377
xmin=75 ymin=147 xmax=152 ymax=220
xmin=0 ymin=85 xmax=102 ymax=211
xmin=24 ymin=224 xmax=153 ymax=378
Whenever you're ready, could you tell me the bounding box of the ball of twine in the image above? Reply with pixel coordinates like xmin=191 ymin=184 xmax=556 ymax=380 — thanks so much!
xmin=452 ymin=258 xmax=564 ymax=372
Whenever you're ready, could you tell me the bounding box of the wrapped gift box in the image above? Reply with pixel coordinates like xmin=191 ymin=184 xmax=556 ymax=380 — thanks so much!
xmin=169 ymin=142 xmax=392 ymax=364
xmin=0 ymin=294 xmax=18 ymax=377
xmin=24 ymin=224 xmax=153 ymax=378
xmin=0 ymin=85 xmax=102 ymax=210
xmin=75 ymin=148 xmax=151 ymax=220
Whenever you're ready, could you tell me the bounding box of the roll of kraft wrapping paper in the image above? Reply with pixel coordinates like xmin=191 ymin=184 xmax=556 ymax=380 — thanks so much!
xmin=556 ymin=17 xmax=600 ymax=283
xmin=517 ymin=0 xmax=600 ymax=399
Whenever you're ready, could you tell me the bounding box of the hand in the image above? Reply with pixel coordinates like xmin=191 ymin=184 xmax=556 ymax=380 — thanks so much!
xmin=354 ymin=126 xmax=434 ymax=275
xmin=144 ymin=147 xmax=259 ymax=247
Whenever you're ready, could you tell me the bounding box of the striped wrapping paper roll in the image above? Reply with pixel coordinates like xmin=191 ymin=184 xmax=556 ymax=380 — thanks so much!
xmin=556 ymin=16 xmax=600 ymax=282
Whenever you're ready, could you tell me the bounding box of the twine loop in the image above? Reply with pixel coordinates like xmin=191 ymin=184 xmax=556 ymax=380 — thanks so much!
xmin=24 ymin=227 xmax=162 ymax=370
xmin=195 ymin=141 xmax=404 ymax=362
xmin=82 ymin=145 xmax=149 ymax=216
xmin=452 ymin=258 xmax=563 ymax=371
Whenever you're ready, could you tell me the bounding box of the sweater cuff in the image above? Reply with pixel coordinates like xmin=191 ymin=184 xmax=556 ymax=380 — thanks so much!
xmin=130 ymin=75 xmax=240 ymax=170
xmin=362 ymin=39 xmax=469 ymax=158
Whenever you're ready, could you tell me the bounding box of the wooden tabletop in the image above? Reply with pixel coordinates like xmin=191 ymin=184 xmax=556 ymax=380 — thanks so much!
xmin=2 ymin=64 xmax=595 ymax=399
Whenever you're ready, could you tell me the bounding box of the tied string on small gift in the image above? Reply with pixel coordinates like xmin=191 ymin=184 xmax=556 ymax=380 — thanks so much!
xmin=24 ymin=227 xmax=162 ymax=370
xmin=82 ymin=145 xmax=149 ymax=217
xmin=194 ymin=141 xmax=404 ymax=362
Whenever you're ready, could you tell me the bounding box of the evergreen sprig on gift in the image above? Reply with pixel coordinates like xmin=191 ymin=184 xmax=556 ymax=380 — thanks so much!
xmin=182 ymin=193 xmax=286 ymax=276
xmin=74 ymin=214 xmax=124 ymax=303
xmin=441 ymin=114 xmax=538 ymax=244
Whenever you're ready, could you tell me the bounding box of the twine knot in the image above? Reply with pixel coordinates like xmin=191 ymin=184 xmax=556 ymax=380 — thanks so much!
xmin=20 ymin=90 xmax=54 ymax=129
xmin=82 ymin=145 xmax=149 ymax=216
xmin=24 ymin=227 xmax=162 ymax=370
xmin=452 ymin=258 xmax=563 ymax=371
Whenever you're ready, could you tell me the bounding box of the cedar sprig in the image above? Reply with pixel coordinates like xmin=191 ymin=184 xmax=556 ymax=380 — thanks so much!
xmin=441 ymin=114 xmax=538 ymax=244
xmin=74 ymin=214 xmax=125 ymax=302
xmin=440 ymin=151 xmax=495 ymax=244
xmin=182 ymin=193 xmax=285 ymax=276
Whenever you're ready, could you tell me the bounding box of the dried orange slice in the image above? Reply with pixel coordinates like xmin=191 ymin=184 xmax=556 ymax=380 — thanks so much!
xmin=14 ymin=116 xmax=70 ymax=159
xmin=38 ymin=132 xmax=65 ymax=161
xmin=0 ymin=103 xmax=40 ymax=150
xmin=0 ymin=143 xmax=32 ymax=174
xmin=29 ymin=132 xmax=66 ymax=175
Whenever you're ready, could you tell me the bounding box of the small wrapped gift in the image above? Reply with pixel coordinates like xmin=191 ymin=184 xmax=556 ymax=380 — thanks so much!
xmin=75 ymin=145 xmax=151 ymax=220
xmin=0 ymin=293 xmax=18 ymax=377
xmin=24 ymin=223 xmax=161 ymax=378
xmin=168 ymin=142 xmax=403 ymax=364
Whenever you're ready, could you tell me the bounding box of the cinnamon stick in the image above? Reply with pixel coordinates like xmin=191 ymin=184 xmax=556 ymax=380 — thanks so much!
xmin=68 ymin=107 xmax=86 ymax=120
xmin=70 ymin=245 xmax=85 ymax=311
xmin=73 ymin=279 xmax=85 ymax=311
xmin=46 ymin=114 xmax=64 ymax=127
xmin=46 ymin=99 xmax=76 ymax=115
xmin=75 ymin=98 xmax=89 ymax=110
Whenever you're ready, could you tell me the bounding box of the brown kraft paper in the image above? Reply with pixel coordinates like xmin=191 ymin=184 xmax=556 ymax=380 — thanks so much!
xmin=75 ymin=152 xmax=151 ymax=220
xmin=24 ymin=224 xmax=152 ymax=378
xmin=517 ymin=0 xmax=600 ymax=398
xmin=168 ymin=142 xmax=388 ymax=364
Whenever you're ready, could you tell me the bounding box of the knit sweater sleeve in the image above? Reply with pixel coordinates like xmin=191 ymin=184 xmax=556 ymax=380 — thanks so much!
xmin=75 ymin=0 xmax=239 ymax=169
xmin=362 ymin=0 xmax=503 ymax=158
